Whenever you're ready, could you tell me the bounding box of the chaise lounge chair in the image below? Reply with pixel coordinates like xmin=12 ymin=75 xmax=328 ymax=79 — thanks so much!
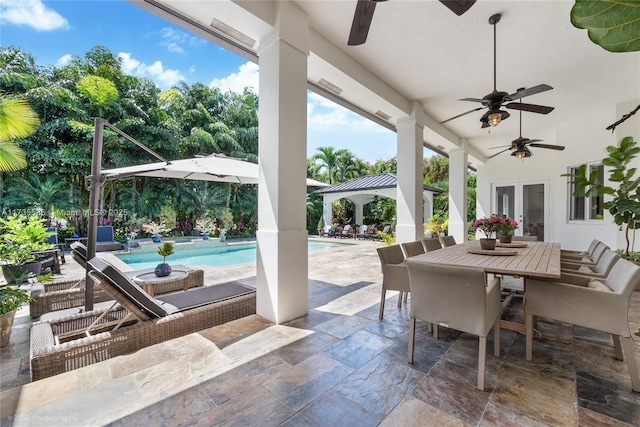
xmin=29 ymin=256 xmax=256 ymax=381
xmin=29 ymin=242 xmax=204 ymax=318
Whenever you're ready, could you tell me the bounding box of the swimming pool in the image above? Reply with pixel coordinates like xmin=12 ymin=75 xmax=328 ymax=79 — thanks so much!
xmin=116 ymin=240 xmax=353 ymax=269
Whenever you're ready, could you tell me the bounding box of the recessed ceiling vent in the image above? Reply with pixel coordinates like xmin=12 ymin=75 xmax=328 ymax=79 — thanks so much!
xmin=375 ymin=110 xmax=391 ymax=121
xmin=210 ymin=18 xmax=256 ymax=48
xmin=436 ymin=145 xmax=445 ymax=150
xmin=318 ymin=78 xmax=343 ymax=95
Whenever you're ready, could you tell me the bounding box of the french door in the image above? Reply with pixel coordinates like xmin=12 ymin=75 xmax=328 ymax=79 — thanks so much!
xmin=493 ymin=181 xmax=549 ymax=241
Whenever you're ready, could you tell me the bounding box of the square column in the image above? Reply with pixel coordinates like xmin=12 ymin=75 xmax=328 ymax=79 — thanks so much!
xmin=396 ymin=102 xmax=424 ymax=244
xmin=323 ymin=199 xmax=332 ymax=227
xmin=256 ymin=2 xmax=309 ymax=323
xmin=448 ymin=148 xmax=468 ymax=243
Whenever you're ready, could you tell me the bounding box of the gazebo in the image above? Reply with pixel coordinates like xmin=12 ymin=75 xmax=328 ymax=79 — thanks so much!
xmin=312 ymin=173 xmax=443 ymax=227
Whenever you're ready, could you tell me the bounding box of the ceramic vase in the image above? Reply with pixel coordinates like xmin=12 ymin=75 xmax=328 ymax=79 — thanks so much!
xmin=154 ymin=263 xmax=171 ymax=277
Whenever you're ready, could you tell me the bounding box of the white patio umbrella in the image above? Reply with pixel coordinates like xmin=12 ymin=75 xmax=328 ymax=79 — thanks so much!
xmin=83 ymin=119 xmax=327 ymax=310
xmin=101 ymin=154 xmax=329 ymax=187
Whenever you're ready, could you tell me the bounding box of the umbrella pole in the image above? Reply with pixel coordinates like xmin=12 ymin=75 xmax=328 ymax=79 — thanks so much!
xmin=85 ymin=117 xmax=106 ymax=311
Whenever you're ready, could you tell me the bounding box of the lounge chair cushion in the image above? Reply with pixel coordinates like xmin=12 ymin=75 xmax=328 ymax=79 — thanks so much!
xmin=88 ymin=257 xmax=178 ymax=318
xmin=157 ymin=282 xmax=255 ymax=311
xmin=71 ymin=241 xmax=87 ymax=259
xmin=88 ymin=257 xmax=255 ymax=318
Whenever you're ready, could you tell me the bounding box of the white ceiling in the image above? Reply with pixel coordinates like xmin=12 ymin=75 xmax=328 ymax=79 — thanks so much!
xmin=135 ymin=0 xmax=640 ymax=166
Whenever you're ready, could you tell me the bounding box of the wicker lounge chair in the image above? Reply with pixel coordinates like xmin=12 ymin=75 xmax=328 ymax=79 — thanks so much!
xmin=29 ymin=257 xmax=256 ymax=381
xmin=29 ymin=242 xmax=204 ymax=318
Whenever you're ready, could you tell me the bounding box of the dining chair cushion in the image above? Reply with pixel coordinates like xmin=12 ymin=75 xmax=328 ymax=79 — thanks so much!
xmin=587 ymin=280 xmax=611 ymax=292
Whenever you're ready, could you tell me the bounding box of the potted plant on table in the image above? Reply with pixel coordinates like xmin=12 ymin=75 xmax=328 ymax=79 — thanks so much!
xmin=497 ymin=217 xmax=519 ymax=243
xmin=472 ymin=214 xmax=503 ymax=250
xmin=154 ymin=242 xmax=174 ymax=277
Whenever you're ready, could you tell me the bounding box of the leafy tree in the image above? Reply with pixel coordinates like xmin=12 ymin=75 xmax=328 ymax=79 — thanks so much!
xmin=76 ymin=75 xmax=119 ymax=119
xmin=370 ymin=157 xmax=397 ymax=174
xmin=424 ymin=155 xmax=448 ymax=184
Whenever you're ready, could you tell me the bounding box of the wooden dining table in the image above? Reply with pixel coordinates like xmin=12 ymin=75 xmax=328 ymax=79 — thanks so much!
xmin=409 ymin=240 xmax=562 ymax=333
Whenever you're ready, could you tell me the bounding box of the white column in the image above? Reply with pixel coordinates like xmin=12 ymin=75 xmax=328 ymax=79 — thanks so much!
xmin=448 ymin=148 xmax=468 ymax=243
xmin=423 ymin=191 xmax=433 ymax=226
xmin=323 ymin=198 xmax=332 ymax=227
xmin=256 ymin=2 xmax=309 ymax=323
xmin=396 ymin=102 xmax=424 ymax=244
xmin=354 ymin=202 xmax=363 ymax=225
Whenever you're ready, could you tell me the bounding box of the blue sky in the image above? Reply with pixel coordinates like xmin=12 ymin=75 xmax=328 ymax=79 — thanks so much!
xmin=0 ymin=0 xmax=401 ymax=164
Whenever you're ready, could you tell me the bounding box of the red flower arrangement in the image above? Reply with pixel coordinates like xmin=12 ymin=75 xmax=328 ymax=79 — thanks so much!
xmin=472 ymin=215 xmax=504 ymax=238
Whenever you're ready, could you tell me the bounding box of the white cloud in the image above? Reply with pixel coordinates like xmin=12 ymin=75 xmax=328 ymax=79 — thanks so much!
xmin=118 ymin=53 xmax=141 ymax=75
xmin=0 ymin=0 xmax=68 ymax=31
xmin=117 ymin=52 xmax=185 ymax=88
xmin=158 ymin=27 xmax=203 ymax=54
xmin=209 ymin=62 xmax=259 ymax=93
xmin=56 ymin=54 xmax=72 ymax=67
xmin=307 ymin=91 xmax=381 ymax=133
xmin=166 ymin=43 xmax=184 ymax=54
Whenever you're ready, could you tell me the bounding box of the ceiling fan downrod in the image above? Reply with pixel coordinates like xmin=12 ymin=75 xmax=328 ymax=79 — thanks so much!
xmin=489 ymin=14 xmax=501 ymax=92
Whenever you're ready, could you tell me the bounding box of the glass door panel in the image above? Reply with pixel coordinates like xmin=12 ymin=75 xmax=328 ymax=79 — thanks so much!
xmin=493 ymin=182 xmax=547 ymax=241
xmin=522 ymin=184 xmax=545 ymax=240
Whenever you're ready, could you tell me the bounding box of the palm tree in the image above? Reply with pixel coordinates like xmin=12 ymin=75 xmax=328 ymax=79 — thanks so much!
xmin=5 ymin=173 xmax=76 ymax=219
xmin=311 ymin=146 xmax=339 ymax=185
xmin=0 ymin=95 xmax=39 ymax=172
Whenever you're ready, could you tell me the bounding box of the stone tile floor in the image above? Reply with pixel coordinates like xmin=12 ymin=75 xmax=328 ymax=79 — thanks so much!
xmin=1 ymin=239 xmax=639 ymax=426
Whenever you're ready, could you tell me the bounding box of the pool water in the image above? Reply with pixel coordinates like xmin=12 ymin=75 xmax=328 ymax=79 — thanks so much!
xmin=116 ymin=240 xmax=352 ymax=270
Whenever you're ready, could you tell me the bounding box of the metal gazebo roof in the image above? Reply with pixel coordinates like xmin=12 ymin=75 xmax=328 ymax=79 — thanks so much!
xmin=312 ymin=173 xmax=443 ymax=195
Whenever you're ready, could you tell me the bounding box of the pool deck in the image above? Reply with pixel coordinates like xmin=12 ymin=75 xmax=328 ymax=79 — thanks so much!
xmin=1 ymin=238 xmax=639 ymax=426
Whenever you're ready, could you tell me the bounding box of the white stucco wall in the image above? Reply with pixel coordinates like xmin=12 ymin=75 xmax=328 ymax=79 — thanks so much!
xmin=477 ymin=101 xmax=640 ymax=253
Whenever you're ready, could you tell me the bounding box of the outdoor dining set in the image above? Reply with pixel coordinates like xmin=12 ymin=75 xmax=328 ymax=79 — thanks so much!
xmin=377 ymin=237 xmax=640 ymax=393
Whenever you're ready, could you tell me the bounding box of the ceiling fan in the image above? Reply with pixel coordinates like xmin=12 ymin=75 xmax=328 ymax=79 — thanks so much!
xmin=348 ymin=0 xmax=477 ymax=46
xmin=488 ymin=93 xmax=565 ymax=160
xmin=440 ymin=13 xmax=555 ymax=128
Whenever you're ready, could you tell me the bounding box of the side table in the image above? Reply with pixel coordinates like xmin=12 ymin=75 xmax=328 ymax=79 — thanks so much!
xmin=131 ymin=265 xmax=204 ymax=296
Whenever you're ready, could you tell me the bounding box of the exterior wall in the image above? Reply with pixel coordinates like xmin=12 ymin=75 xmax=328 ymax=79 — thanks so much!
xmin=478 ymin=102 xmax=640 ymax=253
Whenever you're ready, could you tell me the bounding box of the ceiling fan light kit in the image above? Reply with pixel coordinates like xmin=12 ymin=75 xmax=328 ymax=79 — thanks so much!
xmin=488 ymin=95 xmax=565 ymax=160
xmin=512 ymin=147 xmax=532 ymax=159
xmin=483 ymin=109 xmax=510 ymax=127
xmin=440 ymin=13 xmax=555 ymax=128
